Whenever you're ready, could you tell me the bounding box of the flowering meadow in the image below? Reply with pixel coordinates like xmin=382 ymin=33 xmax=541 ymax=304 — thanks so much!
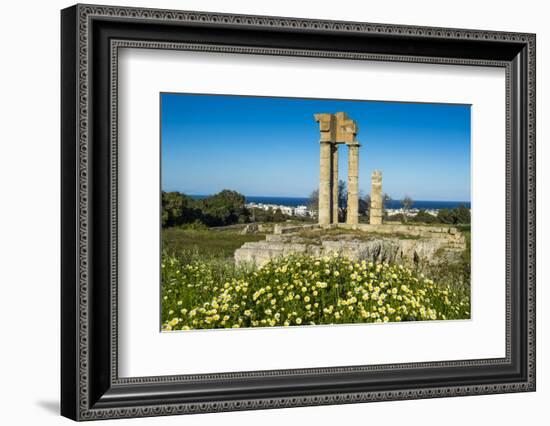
xmin=161 ymin=252 xmax=470 ymax=331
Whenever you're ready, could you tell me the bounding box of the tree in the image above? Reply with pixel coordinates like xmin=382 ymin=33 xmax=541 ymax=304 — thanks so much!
xmin=386 ymin=213 xmax=404 ymax=223
xmin=162 ymin=191 xmax=183 ymax=227
xmin=453 ymin=205 xmax=471 ymax=224
xmin=412 ymin=209 xmax=437 ymax=224
xmin=272 ymin=208 xmax=286 ymax=222
xmin=401 ymin=195 xmax=414 ymax=223
xmin=310 ymin=183 xmax=348 ymax=221
xmin=197 ymin=189 xmax=249 ymax=226
xmin=437 ymin=208 xmax=453 ymax=224
xmin=161 ymin=191 xmax=199 ymax=227
xmin=161 ymin=190 xmax=253 ymax=228
xmin=308 ymin=189 xmax=319 ymax=215
xmin=437 ymin=206 xmax=471 ymax=225
xmin=338 ymin=180 xmax=348 ymax=221
xmin=359 ymin=193 xmax=370 ymax=221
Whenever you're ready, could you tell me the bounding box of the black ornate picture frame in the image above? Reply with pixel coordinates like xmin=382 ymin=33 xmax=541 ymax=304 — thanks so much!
xmin=61 ymin=4 xmax=536 ymax=421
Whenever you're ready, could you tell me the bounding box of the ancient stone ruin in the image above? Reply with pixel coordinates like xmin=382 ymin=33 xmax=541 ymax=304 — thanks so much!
xmin=235 ymin=223 xmax=466 ymax=268
xmin=314 ymin=112 xmax=360 ymax=226
xmin=233 ymin=112 xmax=467 ymax=268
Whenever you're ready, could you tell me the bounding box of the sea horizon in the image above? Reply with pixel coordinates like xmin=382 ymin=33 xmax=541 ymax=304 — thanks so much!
xmin=186 ymin=194 xmax=471 ymax=209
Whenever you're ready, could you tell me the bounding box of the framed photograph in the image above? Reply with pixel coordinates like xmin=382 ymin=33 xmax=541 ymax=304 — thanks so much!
xmin=61 ymin=4 xmax=536 ymax=421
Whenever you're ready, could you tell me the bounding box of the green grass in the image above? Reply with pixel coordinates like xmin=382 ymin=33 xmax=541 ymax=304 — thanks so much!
xmin=162 ymin=227 xmax=266 ymax=259
xmin=423 ymin=228 xmax=470 ymax=297
xmin=161 ymin=224 xmax=472 ymax=331
xmin=161 ymin=253 xmax=471 ymax=330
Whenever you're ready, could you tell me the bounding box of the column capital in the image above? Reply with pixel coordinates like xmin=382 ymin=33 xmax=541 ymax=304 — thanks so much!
xmin=335 ymin=111 xmax=360 ymax=145
xmin=314 ymin=113 xmax=336 ymax=143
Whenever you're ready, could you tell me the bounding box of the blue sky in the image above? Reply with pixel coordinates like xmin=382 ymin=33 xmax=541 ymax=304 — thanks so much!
xmin=161 ymin=93 xmax=471 ymax=202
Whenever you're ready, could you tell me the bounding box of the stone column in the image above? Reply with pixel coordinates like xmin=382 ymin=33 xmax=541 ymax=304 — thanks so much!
xmin=335 ymin=112 xmax=360 ymax=226
xmin=315 ymin=113 xmax=336 ymax=227
xmin=370 ymin=170 xmax=383 ymax=225
xmin=346 ymin=143 xmax=360 ymax=225
xmin=319 ymin=142 xmax=332 ymax=226
xmin=331 ymin=144 xmax=339 ymax=224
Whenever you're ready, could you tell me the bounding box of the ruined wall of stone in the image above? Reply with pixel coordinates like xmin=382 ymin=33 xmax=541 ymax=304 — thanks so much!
xmin=235 ymin=223 xmax=466 ymax=268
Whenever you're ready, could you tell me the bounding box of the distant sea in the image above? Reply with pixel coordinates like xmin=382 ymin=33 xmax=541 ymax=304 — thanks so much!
xmin=190 ymin=195 xmax=470 ymax=209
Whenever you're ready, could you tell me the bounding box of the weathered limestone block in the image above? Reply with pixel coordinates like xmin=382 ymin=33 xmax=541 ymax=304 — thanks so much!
xmin=235 ymin=235 xmax=464 ymax=268
xmin=235 ymin=222 xmax=466 ymax=268
xmin=370 ymin=170 xmax=383 ymax=225
xmin=335 ymin=112 xmax=359 ymax=144
xmin=234 ymin=241 xmax=312 ymax=267
xmin=273 ymin=223 xmax=319 ymax=235
xmin=240 ymin=223 xmax=259 ymax=235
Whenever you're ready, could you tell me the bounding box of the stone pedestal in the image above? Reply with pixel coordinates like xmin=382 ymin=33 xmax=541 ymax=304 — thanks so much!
xmin=346 ymin=144 xmax=360 ymax=225
xmin=370 ymin=170 xmax=383 ymax=225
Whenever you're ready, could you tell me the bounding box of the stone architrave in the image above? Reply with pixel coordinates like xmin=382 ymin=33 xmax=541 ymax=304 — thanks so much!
xmin=370 ymin=170 xmax=383 ymax=225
